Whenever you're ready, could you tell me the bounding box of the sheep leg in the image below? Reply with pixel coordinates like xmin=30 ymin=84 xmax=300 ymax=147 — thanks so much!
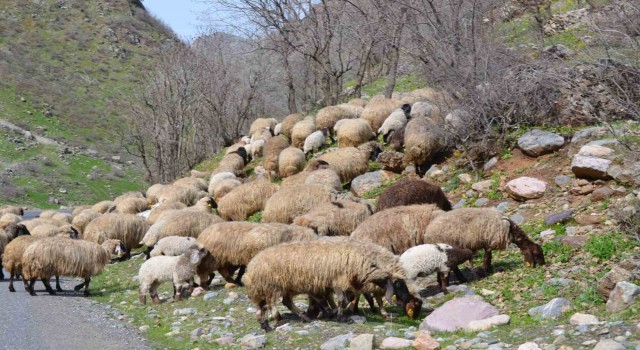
xmin=482 ymin=249 xmax=493 ymax=274
xmin=437 ymin=272 xmax=449 ymax=294
xmin=363 ymin=293 xmax=376 ymax=312
xmin=257 ymin=300 xmax=272 ymax=332
xmin=233 ymin=265 xmax=246 ymax=286
xmin=0 ymin=269 xmax=3 ymax=280
xmin=282 ymin=294 xmax=312 ymax=322
xmin=452 ymin=266 xmax=467 ymax=283
xmin=139 ymin=283 xmax=148 ymax=305
xmin=174 ymin=284 xmax=183 ymax=302
xmin=218 ymin=266 xmax=237 ymax=284
xmin=82 ymin=277 xmax=91 ymax=296
xmin=55 ymin=275 xmax=63 ymax=292
xmin=186 ymin=278 xmax=195 ymax=296
xmin=28 ymin=279 xmax=37 ymax=296
xmin=42 ymin=278 xmax=56 ymax=295
xmin=73 ymin=280 xmax=86 ymax=291
xmin=8 ymin=271 xmax=16 ymax=292
xmin=149 ymin=281 xmax=161 ymax=304
xmin=375 ymin=294 xmax=390 ymax=319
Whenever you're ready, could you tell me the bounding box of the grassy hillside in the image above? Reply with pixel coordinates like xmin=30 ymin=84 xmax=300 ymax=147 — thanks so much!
xmin=0 ymin=0 xmax=176 ymax=208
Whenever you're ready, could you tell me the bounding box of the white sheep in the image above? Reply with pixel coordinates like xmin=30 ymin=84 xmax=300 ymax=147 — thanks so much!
xmin=274 ymin=123 xmax=283 ymax=135
xmin=378 ymin=104 xmax=412 ymax=142
xmin=150 ymin=236 xmax=201 ymax=257
xmin=303 ymin=129 xmax=331 ymax=154
xmin=138 ymin=247 xmax=208 ymax=304
xmin=399 ymin=243 xmax=474 ymax=293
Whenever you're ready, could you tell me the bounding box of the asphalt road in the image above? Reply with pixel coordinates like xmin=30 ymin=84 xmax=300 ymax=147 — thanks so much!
xmin=1 ymin=209 xmax=151 ymax=349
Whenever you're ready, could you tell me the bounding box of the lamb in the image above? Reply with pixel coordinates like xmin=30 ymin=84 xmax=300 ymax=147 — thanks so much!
xmin=138 ymin=247 xmax=208 ymax=304
xmin=217 ymin=180 xmax=279 ymax=221
xmin=291 ymin=116 xmax=315 ymax=149
xmin=315 ymin=106 xmax=354 ymax=131
xmin=197 ymin=222 xmax=316 ymax=286
xmin=399 ymin=243 xmax=474 ymax=293
xmin=114 ymin=197 xmax=149 ymax=214
xmin=292 ymin=199 xmax=373 ymax=236
xmin=243 ymin=237 xmax=414 ymax=332
xmin=361 ymin=98 xmax=403 ymax=131
xmin=376 ymin=178 xmax=452 ymax=212
xmin=351 ymin=204 xmax=444 ymax=254
xmin=21 ymin=237 xmax=123 ymax=296
xmin=92 ymin=200 xmax=116 ymax=214
xmin=423 ymin=208 xmax=545 ymax=273
xmin=262 ymin=135 xmax=290 ymax=172
xmin=147 ymin=201 xmax=187 ymax=224
xmin=262 ymin=184 xmax=336 ymax=224
xmin=213 ymin=148 xmax=249 ymax=177
xmin=150 ymin=236 xmax=201 ymax=258
xmin=281 ymin=113 xmax=304 ymax=138
xmin=83 ymin=213 xmax=150 ymax=258
xmin=318 ymin=141 xmax=382 ymax=183
xmin=403 ymin=116 xmax=446 ymax=175
xmin=71 ymin=209 xmax=102 ymax=235
xmin=378 ymin=104 xmax=412 ymax=142
xmin=336 ymin=119 xmax=374 ymax=148
xmin=278 ymin=147 xmax=306 ymax=177
xmin=30 ymin=224 xmax=80 ymax=239
xmin=303 ymin=128 xmax=332 ymax=154
xmin=249 ymin=118 xmax=278 ymax=138
xmin=0 ymin=205 xmax=24 ymax=217
xmin=250 ymin=139 xmax=266 ymax=158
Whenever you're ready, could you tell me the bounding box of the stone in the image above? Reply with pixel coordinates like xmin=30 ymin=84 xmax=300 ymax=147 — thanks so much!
xmin=606 ymin=281 xmax=640 ymax=312
xmin=587 ymin=139 xmax=619 ymax=147
xmin=191 ymin=287 xmax=205 ymax=297
xmin=224 ymin=282 xmax=237 ymax=289
xmin=453 ymin=199 xmax=467 ymax=209
xmin=320 ymin=333 xmax=352 ymax=350
xmin=350 ymin=334 xmax=375 ymax=350
xmin=484 ymin=157 xmax=498 ymax=172
xmin=592 ymin=186 xmax=615 ymax=202
xmin=575 ymin=214 xmax=603 ymax=225
xmin=578 ymin=145 xmax=614 ymax=158
xmin=569 ymin=313 xmax=599 ymax=326
xmin=275 ymin=324 xmax=292 ymax=333
xmin=517 ymin=129 xmax=565 ymax=156
xmin=598 ymin=265 xmax=636 ymax=299
xmin=496 ymin=202 xmax=510 ymax=213
xmin=554 ymin=175 xmax=572 ymax=187
xmin=510 ymin=215 xmax=524 ymax=225
xmin=472 ymin=180 xmax=494 ymax=193
xmin=570 ymin=183 xmax=594 ymax=195
xmin=190 ymin=328 xmax=204 ymax=340
xmin=413 ymin=331 xmax=440 ymax=350
xmin=518 ymin=343 xmax=541 ymax=350
xmin=467 ymin=315 xmax=511 ymax=331
xmin=593 ymin=339 xmax=625 ymax=350
xmin=505 ymin=177 xmax=547 ymax=201
xmin=475 ymin=198 xmax=489 ymax=207
xmin=608 ymin=162 xmax=640 ymax=184
xmin=173 ymin=308 xmax=197 ymax=316
xmin=571 ymin=127 xmax=606 ymax=142
xmin=558 ymin=235 xmax=588 ymax=248
xmin=543 ymin=44 xmax=576 ymax=59
xmin=528 ymin=298 xmax=571 ymax=319
xmin=351 ymin=171 xmax=395 ymax=196
xmin=139 ymin=325 xmax=149 ymax=332
xmin=571 ymin=156 xmax=612 ymax=180
xmin=540 ymin=229 xmax=555 ymax=238
xmin=204 ymin=292 xmax=219 ymax=301
xmin=216 ymin=336 xmax=234 ymax=346
xmin=377 ymin=151 xmax=405 ymax=173
xmin=380 ymin=337 xmax=414 ymax=349
xmin=240 ymin=334 xmax=267 ymax=349
xmin=350 ymin=315 xmax=367 ymax=324
xmin=544 ymin=210 xmax=574 ymax=225
xmin=548 ymin=278 xmax=572 ymax=286
xmin=420 ymin=296 xmax=500 ymax=332
xmin=459 ymin=173 xmax=473 ymax=184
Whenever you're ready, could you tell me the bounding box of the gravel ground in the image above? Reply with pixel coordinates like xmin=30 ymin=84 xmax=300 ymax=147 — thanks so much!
xmin=0 ymin=270 xmax=150 ymax=350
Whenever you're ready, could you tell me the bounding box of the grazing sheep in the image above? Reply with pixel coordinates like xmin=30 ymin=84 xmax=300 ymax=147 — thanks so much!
xmin=348 ymin=98 xmax=367 ymax=107
xmin=361 ymin=98 xmax=403 ymax=131
xmin=84 ymin=213 xmax=150 ymax=258
xmin=147 ymin=201 xmax=187 ymax=224
xmin=292 ymin=199 xmax=373 ymax=236
xmin=262 ymin=136 xmax=290 ymax=173
xmin=281 ymin=113 xmax=304 ymax=138
xmin=50 ymin=212 xmax=72 ymax=223
xmin=336 ymin=118 xmax=374 ymax=148
xmin=304 ymin=168 xmax=342 ymax=192
xmin=208 ymin=172 xmax=237 ymax=196
xmin=211 ymin=178 xmax=243 ymax=202
xmin=0 ymin=213 xmax=22 ymax=226
xmin=22 ymin=237 xmax=122 ymax=296
xmin=217 ymin=180 xmax=279 ymax=221
xmin=30 ymin=224 xmax=79 ymax=239
xmin=226 ymin=141 xmax=248 ymax=155
xmin=318 ymin=141 xmax=382 ymax=183
xmin=423 ymin=208 xmax=545 ymax=273
xmin=92 ymin=200 xmax=116 ymax=214
xmin=251 ymin=127 xmax=273 ymax=144
xmin=0 ymin=205 xmax=24 ymax=217
xmin=0 ymin=223 xmax=30 ymax=280
xmin=303 ymin=129 xmax=332 ymax=154
xmin=376 ymin=179 xmax=452 ymax=212
xmin=173 ymin=177 xmax=209 ymax=192
xmin=155 ymin=184 xmax=207 ymax=206
xmin=114 ymin=197 xmax=149 ymax=214
xmin=146 ymin=184 xmax=166 ymax=205
xmin=262 ymin=184 xmax=336 ymax=224
xmin=2 ymin=235 xmax=37 ymax=291
xmin=243 ymin=237 xmax=413 ymax=332
xmin=250 ymin=139 xmax=266 ymax=158
xmin=316 ymin=106 xmax=353 ymax=131
xmin=274 ymin=123 xmax=282 ymax=135
xmin=71 ymin=209 xmax=101 ymax=235
xmin=71 ymin=205 xmax=93 ymax=216
xmin=150 ymin=236 xmax=201 ymax=257
xmin=411 ymin=101 xmax=442 ymax=121
xmin=403 ymin=117 xmax=445 ymax=174
xmin=379 ymin=104 xmax=412 ymax=142
xmin=351 ymin=204 xmax=444 ymax=254
xmin=197 ymin=223 xmax=316 ymax=286
xmin=20 ymin=218 xmax=64 ymax=232
xmin=249 ymin=118 xmax=278 ymax=137
xmin=336 ymin=103 xmax=364 ymax=118
xmin=138 ymin=247 xmax=208 ymax=304
xmin=291 ymin=116 xmax=315 ymax=149
xmin=388 ymin=124 xmax=406 ymax=151
xmin=399 ymin=243 xmax=474 ymax=293
xmin=278 ymin=147 xmax=306 ymax=178
xmin=213 ymin=148 xmax=249 ymax=177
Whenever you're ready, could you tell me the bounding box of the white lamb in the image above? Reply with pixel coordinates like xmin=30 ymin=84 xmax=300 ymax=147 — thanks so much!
xmin=303 ymin=129 xmax=331 ymax=154
xmin=378 ymin=104 xmax=411 ymax=142
xmin=399 ymin=243 xmax=474 ymax=293
xmin=150 ymin=236 xmax=201 ymax=257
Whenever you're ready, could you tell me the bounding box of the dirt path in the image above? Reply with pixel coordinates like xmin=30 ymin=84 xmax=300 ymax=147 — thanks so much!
xmin=0 ymin=274 xmax=150 ymax=350
xmin=0 ymin=119 xmax=59 ymax=146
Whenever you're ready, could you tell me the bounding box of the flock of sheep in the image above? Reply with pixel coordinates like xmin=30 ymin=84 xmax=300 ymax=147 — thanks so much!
xmin=0 ymin=88 xmax=546 ymax=332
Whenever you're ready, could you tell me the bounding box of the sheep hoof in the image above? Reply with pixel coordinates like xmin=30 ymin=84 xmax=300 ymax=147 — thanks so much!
xmin=29 ymin=290 xmax=37 ymax=296
xmin=56 ymin=287 xmax=64 ymax=292
xmin=83 ymin=290 xmax=91 ymax=296
xmin=152 ymin=296 xmax=161 ymax=304
xmin=47 ymin=290 xmax=56 ymax=296
xmin=73 ymin=284 xmax=84 ymax=291
xmin=139 ymin=295 xmax=146 ymax=305
xmin=9 ymin=286 xmax=15 ymax=293
xmin=260 ymin=321 xmax=273 ymax=333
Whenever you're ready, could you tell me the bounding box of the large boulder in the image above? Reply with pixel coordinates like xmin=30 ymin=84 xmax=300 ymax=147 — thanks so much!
xmin=505 ymin=177 xmax=547 ymax=201
xmin=571 ymin=156 xmax=612 ymax=179
xmin=350 ymin=170 xmax=395 ymax=196
xmin=517 ymin=129 xmax=565 ymax=156
xmin=606 ymin=281 xmax=640 ymax=312
xmin=420 ymin=296 xmax=501 ymax=332
xmin=527 ymin=297 xmax=571 ymax=319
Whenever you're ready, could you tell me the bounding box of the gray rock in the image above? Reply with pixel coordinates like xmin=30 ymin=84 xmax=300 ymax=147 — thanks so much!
xmin=190 ymin=328 xmax=204 ymax=340
xmin=593 ymin=339 xmax=625 ymax=350
xmin=320 ymin=333 xmax=352 ymax=350
xmin=554 ymin=175 xmax=571 ymax=187
xmin=539 ymin=229 xmax=555 ymax=238
xmin=606 ymin=281 xmax=640 ymax=312
xmin=544 ymin=210 xmax=574 ymax=225
xmin=173 ymin=308 xmax=197 ymax=316
xmin=587 ymin=139 xmax=619 ymax=147
xmin=572 ymin=127 xmax=606 ymax=143
xmin=510 ymin=215 xmax=524 ymax=225
xmin=380 ymin=337 xmax=414 ymax=349
xmin=241 ymin=334 xmax=267 ymax=349
xmin=204 ymin=292 xmax=218 ymax=301
xmin=467 ymin=314 xmax=511 ymax=331
xmin=276 ymin=324 xmax=293 ymax=333
xmin=475 ymin=198 xmax=489 ymax=207
xmin=420 ymin=295 xmax=500 ymax=332
xmin=350 ymin=334 xmax=374 ymax=350
xmin=505 ymin=177 xmax=547 ymax=201
xmin=517 ymin=129 xmax=565 ymax=156
xmin=569 ymin=313 xmax=599 ymax=326
xmin=453 ymin=199 xmax=467 ymax=209
xmin=496 ymin=202 xmax=510 ymax=213
xmin=484 ymin=157 xmax=498 ymax=172
xmin=351 ymin=171 xmax=395 ymax=196
xmin=518 ymin=343 xmax=541 ymax=350
xmin=571 ymin=156 xmax=612 ymax=179
xmin=548 ymin=278 xmax=573 ymax=286
xmin=528 ymin=298 xmax=571 ymax=319
xmin=350 ymin=315 xmax=367 ymax=324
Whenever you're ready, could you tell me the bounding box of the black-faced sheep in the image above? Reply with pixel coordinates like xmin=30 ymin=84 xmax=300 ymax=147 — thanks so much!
xmin=291 ymin=116 xmax=315 ymax=149
xmin=262 ymin=184 xmax=336 ymax=224
xmin=336 ymin=119 xmax=374 ymax=148
xmin=30 ymin=224 xmax=79 ymax=239
xmin=376 ymin=178 xmax=452 ymax=212
xmin=262 ymin=135 xmax=290 ymax=173
xmin=216 ymin=180 xmax=279 ymax=221
xmin=281 ymin=113 xmax=304 ymax=138
xmin=0 ymin=223 xmax=30 ymax=280
xmin=0 ymin=205 xmax=24 ymax=217
xmin=423 ymin=208 xmax=545 ymax=273
xmin=318 ymin=141 xmax=382 ymax=183
xmin=213 ymin=148 xmax=249 ymax=177
xmin=83 ymin=213 xmax=150 ymax=258
xmin=361 ymin=98 xmax=403 ymax=131
xmin=351 ymin=204 xmax=444 ymax=254
xmin=292 ymin=199 xmax=373 ymax=236
xmin=0 ymin=213 xmax=22 ymax=226
xmin=378 ymin=104 xmax=412 ymax=142
xmin=278 ymin=147 xmax=306 ymax=177
xmin=403 ymin=116 xmax=446 ymax=175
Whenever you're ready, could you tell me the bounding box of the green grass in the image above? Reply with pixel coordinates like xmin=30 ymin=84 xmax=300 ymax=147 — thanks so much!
xmin=344 ymin=75 xmax=426 ymax=98
xmin=584 ymin=232 xmax=637 ymax=261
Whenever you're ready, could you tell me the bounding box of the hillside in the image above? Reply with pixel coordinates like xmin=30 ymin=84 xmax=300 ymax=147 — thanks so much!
xmin=0 ymin=0 xmax=177 ymax=208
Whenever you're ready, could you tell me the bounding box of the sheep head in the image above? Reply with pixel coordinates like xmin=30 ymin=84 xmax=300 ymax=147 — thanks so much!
xmin=509 ymin=220 xmax=545 ymax=267
xmin=392 ymin=279 xmax=423 ymax=320
xmin=401 ymin=103 xmax=412 ymax=117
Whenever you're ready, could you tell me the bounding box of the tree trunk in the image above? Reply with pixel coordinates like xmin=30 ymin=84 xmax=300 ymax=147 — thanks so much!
xmin=283 ymin=55 xmax=298 ymax=113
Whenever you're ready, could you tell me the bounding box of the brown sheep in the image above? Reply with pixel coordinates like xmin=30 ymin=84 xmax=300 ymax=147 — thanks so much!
xmin=336 ymin=119 xmax=374 ymax=148
xmin=292 ymin=199 xmax=373 ymax=236
xmin=281 ymin=113 xmax=304 ymax=138
xmin=217 ymin=180 xmax=279 ymax=221
xmin=403 ymin=116 xmax=445 ymax=175
xmin=361 ymin=98 xmax=403 ymax=131
xmin=262 ymin=135 xmax=290 ymax=173
xmin=318 ymin=141 xmax=381 ymax=183
xmin=376 ymin=179 xmax=452 ymax=212
xmin=262 ymin=184 xmax=336 ymax=224
xmin=278 ymin=147 xmax=306 ymax=178
xmin=291 ymin=116 xmax=315 ymax=149
xmin=315 ymin=106 xmax=353 ymax=131
xmin=83 ymin=213 xmax=150 ymax=258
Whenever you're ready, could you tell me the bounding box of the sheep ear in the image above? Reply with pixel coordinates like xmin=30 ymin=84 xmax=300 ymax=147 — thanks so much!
xmin=190 ymin=250 xmax=201 ymax=264
xmin=384 ymin=280 xmax=394 ymax=303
